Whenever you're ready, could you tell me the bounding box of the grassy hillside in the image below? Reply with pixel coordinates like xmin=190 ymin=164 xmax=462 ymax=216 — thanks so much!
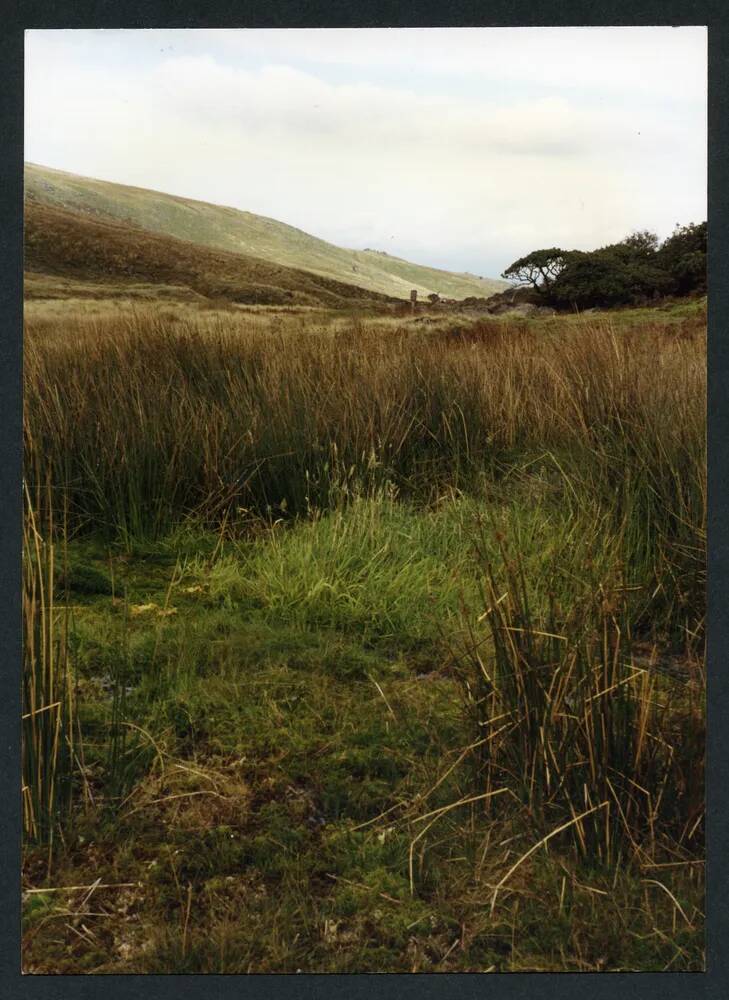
xmin=25 ymin=201 xmax=396 ymax=308
xmin=25 ymin=163 xmax=508 ymax=301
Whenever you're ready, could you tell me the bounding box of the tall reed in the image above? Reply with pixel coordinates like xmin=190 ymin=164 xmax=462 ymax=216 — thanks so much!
xmin=22 ymin=484 xmax=75 ymax=862
xmin=458 ymin=527 xmax=705 ymax=867
xmin=23 ymin=309 xmax=705 ymax=537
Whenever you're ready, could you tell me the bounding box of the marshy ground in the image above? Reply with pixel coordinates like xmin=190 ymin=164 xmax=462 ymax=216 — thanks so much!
xmin=22 ymin=299 xmax=706 ymax=972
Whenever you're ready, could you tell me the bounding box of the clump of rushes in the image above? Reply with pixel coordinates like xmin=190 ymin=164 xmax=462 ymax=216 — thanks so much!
xmin=458 ymin=526 xmax=704 ymax=870
xmin=23 ymin=308 xmax=705 ymax=553
xmin=22 ymin=483 xmax=75 ymax=869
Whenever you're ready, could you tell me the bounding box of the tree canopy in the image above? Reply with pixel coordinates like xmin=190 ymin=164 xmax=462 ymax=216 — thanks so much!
xmin=501 ymin=223 xmax=706 ymax=310
xmin=657 ymin=222 xmax=707 ymax=296
xmin=501 ymin=248 xmax=567 ymax=297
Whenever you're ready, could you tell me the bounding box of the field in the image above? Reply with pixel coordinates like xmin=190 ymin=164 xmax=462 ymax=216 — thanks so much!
xmin=22 ymin=297 xmax=706 ymax=973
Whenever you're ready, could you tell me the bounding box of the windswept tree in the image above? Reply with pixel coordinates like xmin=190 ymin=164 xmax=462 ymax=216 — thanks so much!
xmin=502 ymin=222 xmax=705 ymax=311
xmin=501 ymin=248 xmax=567 ymax=298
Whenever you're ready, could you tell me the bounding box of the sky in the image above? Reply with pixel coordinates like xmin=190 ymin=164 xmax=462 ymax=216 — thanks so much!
xmin=25 ymin=27 xmax=707 ymax=278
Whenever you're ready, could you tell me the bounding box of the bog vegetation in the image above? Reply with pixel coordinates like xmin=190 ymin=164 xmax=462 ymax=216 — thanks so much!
xmin=22 ymin=296 xmax=706 ymax=972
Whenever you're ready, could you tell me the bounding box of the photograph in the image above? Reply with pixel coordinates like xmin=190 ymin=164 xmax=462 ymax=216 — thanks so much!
xmin=21 ymin=26 xmax=707 ymax=973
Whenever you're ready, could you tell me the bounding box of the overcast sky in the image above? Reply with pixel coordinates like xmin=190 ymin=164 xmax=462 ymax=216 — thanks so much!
xmin=25 ymin=27 xmax=707 ymax=277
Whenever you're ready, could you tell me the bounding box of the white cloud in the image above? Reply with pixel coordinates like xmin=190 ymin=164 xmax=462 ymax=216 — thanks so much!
xmin=24 ymin=28 xmax=707 ymax=275
xmin=197 ymin=27 xmax=707 ymax=104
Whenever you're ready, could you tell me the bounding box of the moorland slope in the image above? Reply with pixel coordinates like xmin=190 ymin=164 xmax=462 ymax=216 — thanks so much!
xmin=24 ymin=200 xmax=397 ymax=308
xmin=25 ymin=162 xmax=507 ymax=300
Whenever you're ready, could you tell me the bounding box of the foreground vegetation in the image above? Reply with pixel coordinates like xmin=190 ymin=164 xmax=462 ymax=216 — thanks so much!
xmin=22 ymin=300 xmax=706 ymax=972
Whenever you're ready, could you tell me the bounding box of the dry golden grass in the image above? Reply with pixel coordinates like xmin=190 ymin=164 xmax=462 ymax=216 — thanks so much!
xmin=24 ymin=304 xmax=705 ymax=541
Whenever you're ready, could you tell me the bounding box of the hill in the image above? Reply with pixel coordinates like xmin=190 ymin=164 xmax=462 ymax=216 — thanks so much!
xmin=24 ymin=201 xmax=397 ymax=308
xmin=25 ymin=163 xmax=507 ymax=301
